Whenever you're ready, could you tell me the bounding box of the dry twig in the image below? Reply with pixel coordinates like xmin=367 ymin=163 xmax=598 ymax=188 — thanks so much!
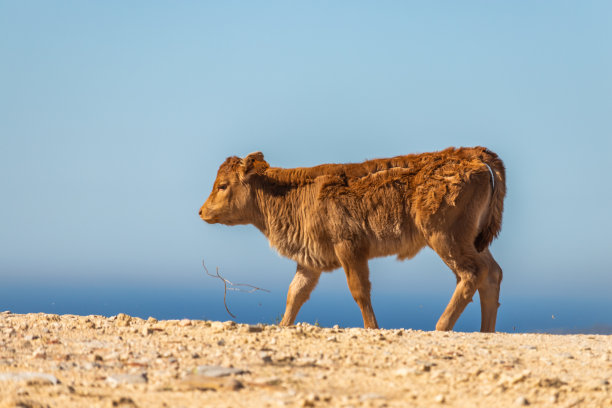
xmin=202 ymin=260 xmax=270 ymax=318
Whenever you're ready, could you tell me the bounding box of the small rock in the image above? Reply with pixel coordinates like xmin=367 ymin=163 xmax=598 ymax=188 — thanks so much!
xmin=548 ymin=392 xmax=559 ymax=403
xmin=260 ymin=352 xmax=272 ymax=363
xmin=394 ymin=367 xmax=416 ymax=376
xmin=147 ymin=316 xmax=158 ymax=323
xmin=179 ymin=375 xmax=243 ymax=391
xmin=106 ymin=373 xmax=148 ymax=386
xmin=514 ymin=396 xmax=529 ymax=406
xmin=588 ymin=378 xmax=610 ymax=390
xmin=434 ymin=394 xmax=446 ymax=403
xmin=217 ymin=339 xmax=226 ymax=346
xmin=2 ymin=328 xmax=16 ymax=336
xmin=247 ymin=324 xmax=264 ymax=333
xmin=210 ymin=321 xmax=224 ymax=331
xmin=115 ymin=313 xmax=132 ymax=327
xmin=111 ymin=396 xmax=138 ymax=407
xmin=32 ymin=348 xmax=46 ymax=359
xmin=415 ymin=360 xmax=435 ymax=372
xmin=195 ymin=365 xmax=248 ymax=377
xmin=179 ymin=319 xmax=192 ymax=327
xmin=141 ymin=327 xmax=152 ymax=336
xmin=510 ymin=370 xmax=531 ymax=385
xmin=222 ymin=321 xmax=236 ymax=329
xmin=300 ymin=398 xmax=315 ymax=407
xmin=359 ymin=393 xmax=384 ymax=401
xmin=0 ymin=372 xmax=60 ymax=385
xmin=105 ymin=352 xmax=120 ymax=361
xmin=251 ymin=377 xmax=281 ymax=386
xmin=538 ymin=377 xmax=567 ymax=388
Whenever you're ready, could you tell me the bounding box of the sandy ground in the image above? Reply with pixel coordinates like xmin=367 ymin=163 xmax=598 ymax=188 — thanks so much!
xmin=0 ymin=311 xmax=610 ymax=408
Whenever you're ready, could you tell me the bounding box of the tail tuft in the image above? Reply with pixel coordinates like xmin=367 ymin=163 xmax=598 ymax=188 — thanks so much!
xmin=474 ymin=148 xmax=506 ymax=252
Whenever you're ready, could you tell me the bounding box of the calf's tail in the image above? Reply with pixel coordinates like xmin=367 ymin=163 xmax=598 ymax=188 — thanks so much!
xmin=474 ymin=149 xmax=506 ymax=252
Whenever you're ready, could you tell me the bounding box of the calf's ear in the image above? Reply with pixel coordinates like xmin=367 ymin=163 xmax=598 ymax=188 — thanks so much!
xmin=240 ymin=151 xmax=269 ymax=179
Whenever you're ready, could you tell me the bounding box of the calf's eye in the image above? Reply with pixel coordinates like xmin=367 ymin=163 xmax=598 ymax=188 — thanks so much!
xmin=218 ymin=184 xmax=228 ymax=190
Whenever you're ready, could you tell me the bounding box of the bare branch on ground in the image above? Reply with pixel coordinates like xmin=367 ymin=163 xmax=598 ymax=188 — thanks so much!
xmin=202 ymin=260 xmax=270 ymax=319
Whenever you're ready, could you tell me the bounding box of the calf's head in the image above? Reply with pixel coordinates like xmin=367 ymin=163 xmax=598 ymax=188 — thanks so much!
xmin=199 ymin=152 xmax=269 ymax=225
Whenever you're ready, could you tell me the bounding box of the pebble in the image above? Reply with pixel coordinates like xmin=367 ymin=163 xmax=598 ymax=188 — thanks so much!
xmin=251 ymin=376 xmax=281 ymax=386
xmin=359 ymin=393 xmax=385 ymax=401
xmin=2 ymin=328 xmax=16 ymax=336
xmin=115 ymin=313 xmax=132 ymax=327
xmin=110 ymin=397 xmax=137 ymax=407
xmin=106 ymin=373 xmax=148 ymax=386
xmin=0 ymin=372 xmax=59 ymax=385
xmin=300 ymin=397 xmax=315 ymax=407
xmin=394 ymin=367 xmax=417 ymax=376
xmin=32 ymin=347 xmax=46 ymax=359
xmin=514 ymin=396 xmax=529 ymax=406
xmin=260 ymin=352 xmax=272 ymax=363
xmin=415 ymin=360 xmax=436 ymax=372
xmin=222 ymin=321 xmax=236 ymax=329
xmin=210 ymin=321 xmax=224 ymax=330
xmin=434 ymin=394 xmax=446 ymax=403
xmin=247 ymin=324 xmax=264 ymax=333
xmin=509 ymin=370 xmax=531 ymax=385
xmin=195 ymin=365 xmax=248 ymax=377
xmin=179 ymin=374 xmax=243 ymax=391
xmin=179 ymin=319 xmax=192 ymax=327
xmin=588 ymin=378 xmax=610 ymax=390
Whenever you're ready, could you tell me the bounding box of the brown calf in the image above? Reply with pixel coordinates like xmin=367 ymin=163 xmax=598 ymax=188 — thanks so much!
xmin=200 ymin=147 xmax=506 ymax=332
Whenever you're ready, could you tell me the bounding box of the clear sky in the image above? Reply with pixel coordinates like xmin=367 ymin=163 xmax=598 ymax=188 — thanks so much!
xmin=1 ymin=2 xmax=611 ymax=329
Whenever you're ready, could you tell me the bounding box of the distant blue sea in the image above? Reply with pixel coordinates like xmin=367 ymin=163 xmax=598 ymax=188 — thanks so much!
xmin=2 ymin=281 xmax=611 ymax=334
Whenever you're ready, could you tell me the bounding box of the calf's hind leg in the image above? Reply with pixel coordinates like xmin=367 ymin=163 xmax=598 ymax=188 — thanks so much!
xmin=430 ymin=235 xmax=486 ymax=331
xmin=478 ymin=249 xmax=502 ymax=333
xmin=279 ymin=264 xmax=321 ymax=326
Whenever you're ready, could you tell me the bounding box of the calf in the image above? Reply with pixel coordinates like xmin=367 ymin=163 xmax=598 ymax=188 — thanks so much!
xmin=200 ymin=147 xmax=506 ymax=332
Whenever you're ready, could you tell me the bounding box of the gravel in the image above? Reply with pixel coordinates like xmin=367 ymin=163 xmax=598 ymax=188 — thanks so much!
xmin=0 ymin=312 xmax=610 ymax=407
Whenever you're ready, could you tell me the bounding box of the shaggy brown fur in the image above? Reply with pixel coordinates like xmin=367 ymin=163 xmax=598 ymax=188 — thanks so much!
xmin=200 ymin=147 xmax=506 ymax=332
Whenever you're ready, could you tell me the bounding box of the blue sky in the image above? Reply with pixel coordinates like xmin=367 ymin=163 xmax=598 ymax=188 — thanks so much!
xmin=1 ymin=2 xmax=611 ymax=329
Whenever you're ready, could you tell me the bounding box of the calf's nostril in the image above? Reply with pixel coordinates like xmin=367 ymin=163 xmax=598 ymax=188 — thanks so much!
xmin=199 ymin=209 xmax=202 ymax=216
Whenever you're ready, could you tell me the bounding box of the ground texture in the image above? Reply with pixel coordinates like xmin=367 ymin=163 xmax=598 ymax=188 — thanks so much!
xmin=0 ymin=312 xmax=610 ymax=407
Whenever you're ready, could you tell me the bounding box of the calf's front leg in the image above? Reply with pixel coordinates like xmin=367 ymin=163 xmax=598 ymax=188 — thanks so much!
xmin=279 ymin=264 xmax=321 ymax=326
xmin=335 ymin=243 xmax=378 ymax=329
